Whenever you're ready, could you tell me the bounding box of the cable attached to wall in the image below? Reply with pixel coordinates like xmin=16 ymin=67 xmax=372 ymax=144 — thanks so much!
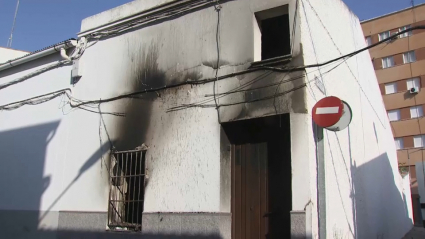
xmin=1 ymin=23 xmax=424 ymax=115
xmin=213 ymin=1 xmax=222 ymax=123
xmin=303 ymin=0 xmax=388 ymax=128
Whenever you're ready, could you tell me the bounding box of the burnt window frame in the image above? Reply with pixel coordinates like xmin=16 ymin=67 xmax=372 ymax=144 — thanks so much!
xmin=252 ymin=5 xmax=292 ymax=68
xmin=107 ymin=145 xmax=148 ymax=231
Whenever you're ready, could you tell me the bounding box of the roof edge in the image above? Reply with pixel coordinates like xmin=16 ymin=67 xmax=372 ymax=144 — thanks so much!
xmin=0 ymin=39 xmax=76 ymax=72
xmin=0 ymin=46 xmax=30 ymax=53
xmin=361 ymin=2 xmax=425 ymax=23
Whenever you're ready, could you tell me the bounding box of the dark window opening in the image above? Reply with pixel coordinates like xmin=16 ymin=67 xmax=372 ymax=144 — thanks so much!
xmin=255 ymin=5 xmax=291 ymax=61
xmin=108 ymin=146 xmax=147 ymax=231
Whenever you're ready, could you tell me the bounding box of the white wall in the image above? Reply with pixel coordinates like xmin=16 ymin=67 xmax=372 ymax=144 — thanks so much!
xmin=0 ymin=54 xmax=72 ymax=229
xmin=0 ymin=0 xmax=302 ymax=221
xmin=300 ymin=0 xmax=413 ymax=238
xmin=416 ymin=162 xmax=425 ymax=219
xmin=0 ymin=47 xmax=28 ymax=64
xmin=76 ymin=0 xmax=301 ymax=214
xmin=0 ymin=0 xmax=415 ymax=237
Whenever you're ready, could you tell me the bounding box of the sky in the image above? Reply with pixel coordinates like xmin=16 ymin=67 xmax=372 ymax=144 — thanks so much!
xmin=0 ymin=0 xmax=424 ymax=52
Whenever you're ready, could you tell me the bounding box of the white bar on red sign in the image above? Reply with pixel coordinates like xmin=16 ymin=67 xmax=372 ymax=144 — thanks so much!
xmin=316 ymin=107 xmax=339 ymax=114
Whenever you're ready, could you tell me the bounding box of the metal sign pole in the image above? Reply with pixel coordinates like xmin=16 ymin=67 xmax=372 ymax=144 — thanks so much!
xmin=315 ymin=123 xmax=326 ymax=239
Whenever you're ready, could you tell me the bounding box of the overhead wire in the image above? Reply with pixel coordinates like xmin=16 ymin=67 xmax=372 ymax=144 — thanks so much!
xmin=1 ymin=0 xmax=425 ymax=115
xmin=273 ymin=0 xmax=300 ymax=114
xmin=214 ymin=57 xmax=350 ymax=108
xmin=303 ymin=0 xmax=389 ymax=128
xmin=0 ymin=88 xmax=70 ymax=111
xmin=213 ymin=2 xmax=222 ymax=123
xmin=168 ymin=58 xmax=348 ymax=112
xmin=300 ymin=0 xmax=325 ymax=94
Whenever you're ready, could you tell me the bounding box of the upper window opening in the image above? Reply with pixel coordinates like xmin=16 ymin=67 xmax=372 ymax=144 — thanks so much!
xmin=254 ymin=5 xmax=291 ymax=61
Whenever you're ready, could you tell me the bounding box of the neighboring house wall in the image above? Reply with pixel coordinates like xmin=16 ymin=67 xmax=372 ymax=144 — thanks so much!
xmin=0 ymin=47 xmax=29 ymax=63
xmin=416 ymin=162 xmax=425 ymax=221
xmin=361 ymin=3 xmax=425 ymax=227
xmin=0 ymin=53 xmax=73 ymax=238
xmin=301 ymin=0 xmax=413 ymax=238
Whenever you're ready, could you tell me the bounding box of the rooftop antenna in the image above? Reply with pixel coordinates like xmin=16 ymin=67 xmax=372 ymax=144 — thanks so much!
xmin=7 ymin=0 xmax=20 ymax=48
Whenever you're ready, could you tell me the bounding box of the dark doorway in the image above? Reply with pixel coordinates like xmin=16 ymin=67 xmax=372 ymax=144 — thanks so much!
xmin=223 ymin=114 xmax=292 ymax=239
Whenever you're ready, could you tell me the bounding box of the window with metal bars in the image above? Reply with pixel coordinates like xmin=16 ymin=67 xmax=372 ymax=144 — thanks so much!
xmin=108 ymin=145 xmax=147 ymax=231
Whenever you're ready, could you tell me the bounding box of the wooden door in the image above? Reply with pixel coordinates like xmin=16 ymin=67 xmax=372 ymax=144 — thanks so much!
xmin=232 ymin=143 xmax=268 ymax=239
xmin=226 ymin=114 xmax=291 ymax=239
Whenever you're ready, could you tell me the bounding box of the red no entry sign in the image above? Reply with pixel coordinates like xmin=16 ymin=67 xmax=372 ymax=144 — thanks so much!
xmin=312 ymin=96 xmax=344 ymax=127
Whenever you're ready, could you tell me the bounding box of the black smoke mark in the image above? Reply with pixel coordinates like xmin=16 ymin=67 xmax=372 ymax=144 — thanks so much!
xmin=115 ymin=42 xmax=166 ymax=150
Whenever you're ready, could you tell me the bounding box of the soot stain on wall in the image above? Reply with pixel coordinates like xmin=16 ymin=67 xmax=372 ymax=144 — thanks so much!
xmin=115 ymin=41 xmax=205 ymax=151
xmin=115 ymin=42 xmax=166 ymax=150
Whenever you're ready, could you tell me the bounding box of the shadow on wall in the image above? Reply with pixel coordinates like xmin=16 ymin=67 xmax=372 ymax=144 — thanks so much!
xmin=329 ymin=127 xmax=413 ymax=238
xmin=0 ymin=121 xmax=60 ymax=225
xmin=352 ymin=152 xmax=413 ymax=238
xmin=0 ymin=121 xmax=116 ymax=239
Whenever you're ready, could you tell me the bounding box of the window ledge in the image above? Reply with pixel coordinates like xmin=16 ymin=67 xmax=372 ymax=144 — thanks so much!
xmin=249 ymin=54 xmax=292 ymax=69
xmin=397 ymin=147 xmax=425 ymax=151
xmin=390 ymin=116 xmax=424 ymax=123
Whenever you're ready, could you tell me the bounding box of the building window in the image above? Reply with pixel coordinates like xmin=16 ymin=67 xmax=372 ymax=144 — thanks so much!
xmin=382 ymin=56 xmax=395 ymax=68
xmin=108 ymin=146 xmax=147 ymax=231
xmin=384 ymin=82 xmax=397 ymax=94
xmin=403 ymin=51 xmax=416 ymax=63
xmin=388 ymin=109 xmax=401 ymax=121
xmin=399 ymin=25 xmax=412 ymax=38
xmin=395 ymin=138 xmax=404 ymax=150
xmin=406 ymin=77 xmax=420 ymax=90
xmin=365 ymin=36 xmax=372 ymax=46
xmin=254 ymin=5 xmax=291 ymax=61
xmin=410 ymin=106 xmax=424 ymax=118
xmin=414 ymin=135 xmax=425 ymax=148
xmin=379 ymin=31 xmax=391 ymax=41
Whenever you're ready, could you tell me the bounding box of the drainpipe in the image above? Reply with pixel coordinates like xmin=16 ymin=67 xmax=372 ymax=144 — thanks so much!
xmin=0 ymin=40 xmax=77 ymax=72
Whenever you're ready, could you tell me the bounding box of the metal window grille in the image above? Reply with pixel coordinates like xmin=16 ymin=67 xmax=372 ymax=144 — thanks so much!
xmin=108 ymin=145 xmax=147 ymax=231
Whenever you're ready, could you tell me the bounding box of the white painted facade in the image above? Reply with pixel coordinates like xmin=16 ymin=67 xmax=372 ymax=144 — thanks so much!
xmin=0 ymin=0 xmax=414 ymax=238
xmin=0 ymin=47 xmax=28 ymax=64
xmin=301 ymin=0 xmax=413 ymax=238
xmin=416 ymin=162 xmax=425 ymax=221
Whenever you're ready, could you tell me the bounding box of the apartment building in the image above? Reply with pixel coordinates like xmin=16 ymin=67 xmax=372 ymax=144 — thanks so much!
xmin=361 ymin=3 xmax=425 ymax=226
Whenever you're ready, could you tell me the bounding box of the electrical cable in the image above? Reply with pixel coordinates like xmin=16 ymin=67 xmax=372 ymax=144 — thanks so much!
xmin=272 ymin=0 xmax=300 ymax=114
xmin=167 ymin=71 xmax=275 ymax=112
xmin=303 ymin=0 xmax=391 ymax=128
xmin=168 ymin=57 xmax=350 ymax=111
xmin=213 ymin=2 xmax=222 ymax=123
xmin=1 ymin=20 xmax=424 ymax=114
xmin=0 ymin=88 xmax=70 ymax=111
xmin=214 ymin=57 xmax=350 ymax=108
xmin=0 ymin=60 xmax=69 ymax=91
xmin=301 ymin=0 xmax=325 ymax=93
xmin=85 ymin=0 xmax=215 ymax=40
